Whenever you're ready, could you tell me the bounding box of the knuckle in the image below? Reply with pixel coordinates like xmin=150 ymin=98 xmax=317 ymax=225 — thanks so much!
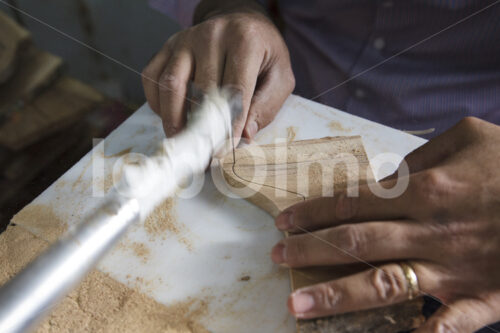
xmin=240 ymin=22 xmax=260 ymax=41
xmin=228 ymin=19 xmax=262 ymax=45
xmin=141 ymin=66 xmax=156 ymax=82
xmin=227 ymin=82 xmax=248 ymax=95
xmin=369 ymin=268 xmax=405 ymax=303
xmin=421 ymin=169 xmax=445 ymax=189
xmin=413 ymin=169 xmax=450 ymax=210
xmin=333 ymin=225 xmax=365 ymax=257
xmin=253 ymin=109 xmax=275 ymax=130
xmin=315 ymin=283 xmax=341 ymax=310
xmin=458 ymin=116 xmax=482 ymax=130
xmin=457 ymin=116 xmax=487 ymax=142
xmin=197 ymin=19 xmax=224 ymax=39
xmin=158 ymin=73 xmax=182 ymax=93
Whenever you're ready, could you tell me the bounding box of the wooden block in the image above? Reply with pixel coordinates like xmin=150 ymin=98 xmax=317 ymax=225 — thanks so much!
xmin=220 ymin=137 xmax=373 ymax=218
xmin=0 ymin=46 xmax=63 ymax=121
xmin=0 ymin=10 xmax=31 ymax=84
xmin=220 ymin=137 xmax=424 ymax=332
xmin=0 ymin=76 xmax=104 ymax=150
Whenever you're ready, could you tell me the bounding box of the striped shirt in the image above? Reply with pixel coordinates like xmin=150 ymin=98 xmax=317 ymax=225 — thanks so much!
xmin=149 ymin=0 xmax=500 ymax=138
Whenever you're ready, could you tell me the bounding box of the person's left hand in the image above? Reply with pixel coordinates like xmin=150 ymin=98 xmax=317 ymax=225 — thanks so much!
xmin=271 ymin=117 xmax=500 ymax=333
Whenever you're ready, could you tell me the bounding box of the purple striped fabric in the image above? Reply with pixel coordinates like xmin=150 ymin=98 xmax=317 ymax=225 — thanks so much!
xmin=149 ymin=0 xmax=500 ymax=138
xmin=149 ymin=0 xmax=199 ymax=27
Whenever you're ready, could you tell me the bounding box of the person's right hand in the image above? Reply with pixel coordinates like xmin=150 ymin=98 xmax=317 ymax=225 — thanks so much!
xmin=142 ymin=7 xmax=295 ymax=142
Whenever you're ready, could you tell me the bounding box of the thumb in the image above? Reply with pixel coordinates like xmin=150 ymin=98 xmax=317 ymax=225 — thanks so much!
xmin=243 ymin=65 xmax=295 ymax=140
xmin=415 ymin=297 xmax=500 ymax=333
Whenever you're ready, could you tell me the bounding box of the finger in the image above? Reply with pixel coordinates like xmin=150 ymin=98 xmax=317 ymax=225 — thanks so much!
xmin=275 ymin=169 xmax=448 ymax=232
xmin=142 ymin=46 xmax=170 ymax=114
xmin=415 ymin=297 xmax=500 ymax=333
xmin=243 ymin=63 xmax=295 ymax=140
xmin=158 ymin=50 xmax=194 ymax=137
xmin=287 ymin=261 xmax=438 ymax=319
xmin=275 ymin=180 xmax=407 ymax=232
xmin=271 ymin=221 xmax=428 ymax=267
xmin=221 ymin=42 xmax=262 ymax=141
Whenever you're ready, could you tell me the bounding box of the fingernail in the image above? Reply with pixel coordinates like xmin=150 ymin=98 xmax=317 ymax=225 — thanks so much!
xmin=246 ymin=121 xmax=258 ymax=139
xmin=271 ymin=243 xmax=286 ymax=264
xmin=291 ymin=292 xmax=315 ymax=314
xmin=276 ymin=211 xmax=293 ymax=230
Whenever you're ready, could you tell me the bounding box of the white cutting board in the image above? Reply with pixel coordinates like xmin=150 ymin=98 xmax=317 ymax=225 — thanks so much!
xmin=17 ymin=95 xmax=426 ymax=332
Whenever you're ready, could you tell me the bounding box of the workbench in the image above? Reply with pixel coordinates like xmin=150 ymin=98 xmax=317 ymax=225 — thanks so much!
xmin=10 ymin=94 xmax=426 ymax=332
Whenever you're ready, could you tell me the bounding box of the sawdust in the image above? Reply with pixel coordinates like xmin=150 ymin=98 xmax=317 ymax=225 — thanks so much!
xmin=129 ymin=242 xmax=150 ymax=263
xmin=115 ymin=239 xmax=151 ymax=263
xmin=286 ymin=126 xmax=297 ymax=142
xmin=0 ymin=225 xmax=49 ymax=285
xmin=144 ymin=198 xmax=177 ymax=235
xmin=131 ymin=242 xmax=150 ymax=259
xmin=11 ymin=203 xmax=68 ymax=243
xmin=144 ymin=198 xmax=192 ymax=250
xmin=38 ymin=271 xmax=211 ymax=333
xmin=0 ymin=226 xmax=210 ymax=333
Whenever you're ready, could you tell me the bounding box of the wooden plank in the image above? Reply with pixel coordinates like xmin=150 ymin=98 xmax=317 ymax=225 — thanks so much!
xmin=220 ymin=137 xmax=424 ymax=332
xmin=0 ymin=10 xmax=31 ymax=84
xmin=0 ymin=76 xmax=104 ymax=150
xmin=220 ymin=137 xmax=373 ymax=218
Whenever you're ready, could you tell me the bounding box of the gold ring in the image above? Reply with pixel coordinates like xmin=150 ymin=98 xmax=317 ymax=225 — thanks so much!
xmin=399 ymin=262 xmax=419 ymax=300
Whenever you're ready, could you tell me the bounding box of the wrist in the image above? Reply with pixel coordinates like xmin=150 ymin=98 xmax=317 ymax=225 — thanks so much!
xmin=193 ymin=0 xmax=269 ymax=25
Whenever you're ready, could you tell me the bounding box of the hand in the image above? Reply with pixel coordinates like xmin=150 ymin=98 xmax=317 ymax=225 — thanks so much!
xmin=141 ymin=5 xmax=295 ymax=141
xmin=271 ymin=117 xmax=500 ymax=333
